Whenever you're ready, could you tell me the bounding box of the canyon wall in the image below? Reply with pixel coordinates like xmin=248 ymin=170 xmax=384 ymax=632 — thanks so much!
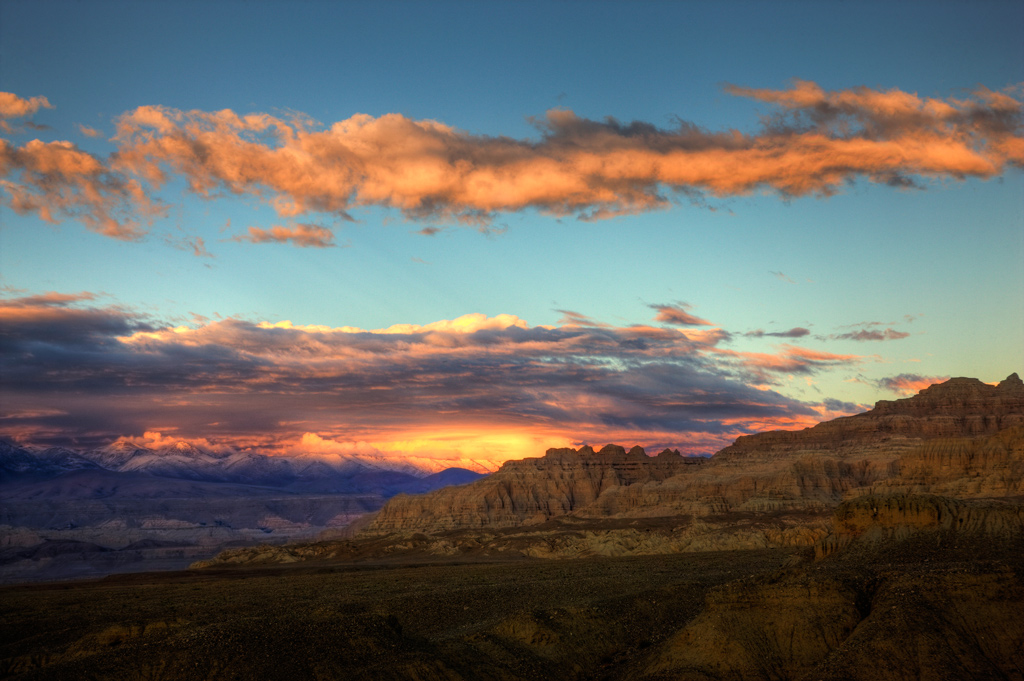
xmin=367 ymin=374 xmax=1024 ymax=535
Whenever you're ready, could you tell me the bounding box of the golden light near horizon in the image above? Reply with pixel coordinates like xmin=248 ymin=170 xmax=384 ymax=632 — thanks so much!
xmin=0 ymin=0 xmax=1021 ymax=460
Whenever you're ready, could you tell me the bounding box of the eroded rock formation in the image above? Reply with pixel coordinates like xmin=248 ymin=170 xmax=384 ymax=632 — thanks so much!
xmin=367 ymin=444 xmax=703 ymax=533
xmin=367 ymin=374 xmax=1024 ymax=536
xmin=815 ymin=492 xmax=1024 ymax=559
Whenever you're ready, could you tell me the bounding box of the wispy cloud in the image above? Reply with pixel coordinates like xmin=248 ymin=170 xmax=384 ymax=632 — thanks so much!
xmin=76 ymin=124 xmax=103 ymax=138
xmin=832 ymin=328 xmax=910 ymax=342
xmin=825 ymin=318 xmax=913 ymax=341
xmin=745 ymin=327 xmax=810 ymax=339
xmin=165 ymin=235 xmax=213 ymax=258
xmin=233 ymin=223 xmax=336 ymax=248
xmin=1 ymin=290 xmax=96 ymax=307
xmin=650 ymin=302 xmax=712 ymax=326
xmin=874 ymin=373 xmax=950 ymax=395
xmin=555 ymin=309 xmax=609 ymax=327
xmin=0 ymin=137 xmax=164 ymax=239
xmin=712 ymin=344 xmax=863 ymax=383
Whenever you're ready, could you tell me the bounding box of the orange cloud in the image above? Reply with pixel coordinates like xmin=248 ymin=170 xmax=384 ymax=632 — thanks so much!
xmin=712 ymin=344 xmax=864 ymax=380
xmin=235 ymin=223 xmax=336 ymax=248
xmin=0 ymin=290 xmax=96 ymax=307
xmin=673 ymin=327 xmax=732 ymax=347
xmin=0 ymin=92 xmax=53 ymax=119
xmin=0 ymin=138 xmax=163 ymax=239
xmin=3 ymin=83 xmax=1020 ymax=243
xmin=105 ymin=81 xmax=1022 ymax=229
xmin=122 ymin=430 xmax=234 ymax=455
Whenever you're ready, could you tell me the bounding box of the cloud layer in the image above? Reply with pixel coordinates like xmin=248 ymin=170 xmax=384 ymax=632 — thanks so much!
xmin=1 ymin=292 xmax=873 ymax=459
xmin=2 ymin=80 xmax=1021 ymax=242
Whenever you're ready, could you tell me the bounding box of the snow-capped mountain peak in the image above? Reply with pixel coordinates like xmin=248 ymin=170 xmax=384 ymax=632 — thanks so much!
xmin=159 ymin=441 xmax=207 ymax=459
xmin=88 ymin=440 xmax=154 ymax=469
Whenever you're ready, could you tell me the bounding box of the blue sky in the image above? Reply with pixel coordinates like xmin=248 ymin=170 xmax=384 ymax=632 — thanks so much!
xmin=1 ymin=0 xmax=1021 ymax=462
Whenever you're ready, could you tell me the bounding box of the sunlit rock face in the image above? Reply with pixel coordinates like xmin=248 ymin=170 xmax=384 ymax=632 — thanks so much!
xmin=366 ymin=445 xmax=704 ymax=532
xmin=600 ymin=374 xmax=1024 ymax=517
xmin=876 ymin=425 xmax=1024 ymax=498
xmin=368 ymin=375 xmax=1024 ymax=534
xmin=717 ymin=373 xmax=1024 ymax=460
xmin=814 ymin=493 xmax=1024 ymax=560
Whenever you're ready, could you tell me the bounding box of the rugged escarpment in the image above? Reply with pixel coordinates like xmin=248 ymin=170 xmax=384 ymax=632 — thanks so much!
xmin=719 ymin=373 xmax=1024 ymax=461
xmin=191 ymin=374 xmax=1024 ymax=567
xmin=367 ymin=445 xmax=702 ymax=533
xmin=97 ymin=374 xmax=1024 ymax=680
xmin=815 ymin=493 xmax=1024 ymax=559
xmin=879 ymin=424 xmax=1024 ymax=497
xmin=366 ymin=374 xmax=1024 ymax=537
xmin=690 ymin=373 xmax=1024 ymax=512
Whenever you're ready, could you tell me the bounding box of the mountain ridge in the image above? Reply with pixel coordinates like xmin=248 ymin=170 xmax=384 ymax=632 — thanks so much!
xmin=364 ymin=373 xmax=1024 ymax=537
xmin=0 ymin=436 xmax=492 ymax=490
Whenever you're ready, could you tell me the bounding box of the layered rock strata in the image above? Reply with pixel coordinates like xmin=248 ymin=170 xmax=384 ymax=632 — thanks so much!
xmin=815 ymin=493 xmax=1024 ymax=559
xmin=368 ymin=374 xmax=1024 ymax=535
xmin=367 ymin=445 xmax=702 ymax=533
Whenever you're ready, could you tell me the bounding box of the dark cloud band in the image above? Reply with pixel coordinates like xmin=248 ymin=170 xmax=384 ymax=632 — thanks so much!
xmin=1 ymin=294 xmax=862 ymax=452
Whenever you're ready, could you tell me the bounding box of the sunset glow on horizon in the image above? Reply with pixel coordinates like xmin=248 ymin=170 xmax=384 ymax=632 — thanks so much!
xmin=1 ymin=1 xmax=1021 ymax=468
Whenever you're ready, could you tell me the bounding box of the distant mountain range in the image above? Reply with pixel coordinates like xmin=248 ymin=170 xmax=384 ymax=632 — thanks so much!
xmin=0 ymin=437 xmax=488 ymax=582
xmin=0 ymin=439 xmax=486 ymax=496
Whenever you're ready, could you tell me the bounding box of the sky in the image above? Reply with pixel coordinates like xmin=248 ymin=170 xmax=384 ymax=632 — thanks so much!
xmin=1 ymin=0 xmax=1022 ymax=469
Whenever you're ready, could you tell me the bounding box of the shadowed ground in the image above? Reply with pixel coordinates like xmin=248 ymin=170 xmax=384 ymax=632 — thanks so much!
xmin=2 ymin=538 xmax=1022 ymax=680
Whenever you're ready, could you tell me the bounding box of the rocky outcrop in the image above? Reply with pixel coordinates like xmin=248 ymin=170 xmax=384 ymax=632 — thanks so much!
xmin=814 ymin=493 xmax=1024 ymax=559
xmin=878 ymin=425 xmax=1024 ymax=497
xmin=366 ymin=375 xmax=1024 ymax=536
xmin=644 ymin=493 xmax=1024 ymax=681
xmin=366 ymin=445 xmax=703 ymax=533
xmin=645 ymin=573 xmax=867 ymax=680
xmin=194 ymin=374 xmax=1024 ymax=567
xmin=685 ymin=373 xmax=1024 ymax=513
xmin=718 ymin=373 xmax=1024 ymax=462
xmin=642 ymin=560 xmax=1024 ymax=681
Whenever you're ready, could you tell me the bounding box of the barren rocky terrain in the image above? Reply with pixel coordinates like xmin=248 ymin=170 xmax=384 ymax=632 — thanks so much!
xmin=2 ymin=496 xmax=1022 ymax=680
xmin=194 ymin=375 xmax=1023 ymax=566
xmin=367 ymin=374 xmax=1024 ymax=538
xmin=3 ymin=374 xmax=1023 ymax=679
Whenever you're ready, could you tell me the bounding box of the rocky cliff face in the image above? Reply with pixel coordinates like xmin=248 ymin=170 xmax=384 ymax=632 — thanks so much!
xmin=687 ymin=373 xmax=1024 ymax=511
xmin=366 ymin=374 xmax=1024 ymax=536
xmin=878 ymin=425 xmax=1024 ymax=497
xmin=720 ymin=373 xmax=1024 ymax=460
xmin=814 ymin=492 xmax=1024 ymax=560
xmin=367 ymin=445 xmax=702 ymax=533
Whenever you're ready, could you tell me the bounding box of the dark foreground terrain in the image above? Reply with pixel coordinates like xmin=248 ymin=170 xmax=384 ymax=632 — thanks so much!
xmin=2 ymin=535 xmax=1023 ymax=681
xmin=4 ymin=378 xmax=1023 ymax=679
